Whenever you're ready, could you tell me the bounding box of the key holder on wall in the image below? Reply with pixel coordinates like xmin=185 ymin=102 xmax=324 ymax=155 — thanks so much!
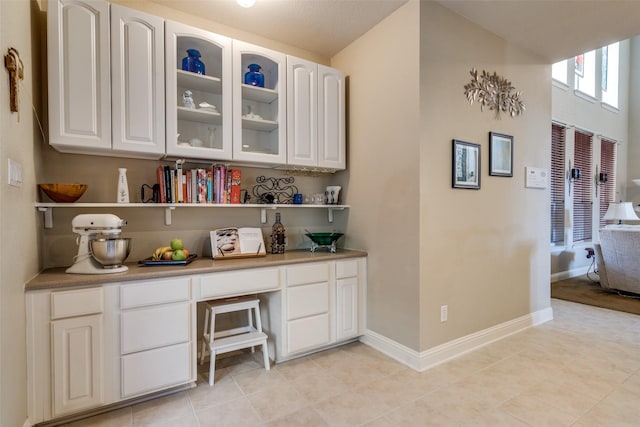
xmin=4 ymin=47 xmax=24 ymax=114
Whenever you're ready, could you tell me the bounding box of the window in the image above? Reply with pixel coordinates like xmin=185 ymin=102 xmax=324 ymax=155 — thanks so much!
xmin=550 ymin=124 xmax=566 ymax=245
xmin=552 ymin=59 xmax=568 ymax=84
xmin=599 ymin=138 xmax=617 ymax=228
xmin=572 ymin=130 xmax=593 ymax=243
xmin=601 ymin=42 xmax=619 ymax=108
xmin=575 ymin=50 xmax=596 ymax=97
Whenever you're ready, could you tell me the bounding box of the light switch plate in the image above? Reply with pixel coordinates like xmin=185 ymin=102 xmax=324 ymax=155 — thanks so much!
xmin=8 ymin=158 xmax=23 ymax=187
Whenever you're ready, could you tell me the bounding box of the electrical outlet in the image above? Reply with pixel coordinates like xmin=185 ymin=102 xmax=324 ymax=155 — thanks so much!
xmin=440 ymin=305 xmax=448 ymax=322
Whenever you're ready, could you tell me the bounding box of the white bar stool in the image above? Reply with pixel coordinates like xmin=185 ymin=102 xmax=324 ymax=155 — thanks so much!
xmin=199 ymin=297 xmax=270 ymax=385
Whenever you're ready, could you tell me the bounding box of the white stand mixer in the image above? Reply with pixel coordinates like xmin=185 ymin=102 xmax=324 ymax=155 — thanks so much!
xmin=66 ymin=214 xmax=129 ymax=274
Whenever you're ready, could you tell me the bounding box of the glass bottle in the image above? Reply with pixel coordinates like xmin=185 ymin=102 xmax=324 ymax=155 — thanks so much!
xmin=270 ymin=212 xmax=285 ymax=254
xmin=117 ymin=168 xmax=130 ymax=203
xmin=181 ymin=49 xmax=205 ymax=75
xmin=244 ymin=63 xmax=264 ymax=87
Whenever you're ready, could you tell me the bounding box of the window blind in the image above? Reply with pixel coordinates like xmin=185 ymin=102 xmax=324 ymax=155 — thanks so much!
xmin=550 ymin=123 xmax=566 ymax=244
xmin=599 ymin=138 xmax=617 ymax=228
xmin=573 ymin=130 xmax=593 ymax=242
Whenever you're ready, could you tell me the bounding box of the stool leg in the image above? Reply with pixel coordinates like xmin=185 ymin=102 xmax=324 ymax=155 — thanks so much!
xmin=200 ymin=305 xmax=210 ymax=366
xmin=248 ymin=306 xmax=256 ymax=353
xmin=262 ymin=341 xmax=270 ymax=371
xmin=208 ymin=350 xmax=216 ymax=386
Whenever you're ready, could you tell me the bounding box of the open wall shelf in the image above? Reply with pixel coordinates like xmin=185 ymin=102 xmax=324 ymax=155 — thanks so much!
xmin=35 ymin=203 xmax=348 ymax=228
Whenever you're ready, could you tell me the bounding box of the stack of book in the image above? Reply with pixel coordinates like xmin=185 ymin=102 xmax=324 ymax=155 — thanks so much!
xmin=156 ymin=161 xmax=242 ymax=204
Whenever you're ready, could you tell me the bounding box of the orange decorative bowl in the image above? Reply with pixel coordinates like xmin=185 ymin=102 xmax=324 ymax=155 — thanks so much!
xmin=38 ymin=183 xmax=88 ymax=203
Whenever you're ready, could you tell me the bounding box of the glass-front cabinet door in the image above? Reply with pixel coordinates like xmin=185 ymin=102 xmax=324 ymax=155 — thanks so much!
xmin=232 ymin=40 xmax=287 ymax=165
xmin=165 ymin=21 xmax=232 ymax=160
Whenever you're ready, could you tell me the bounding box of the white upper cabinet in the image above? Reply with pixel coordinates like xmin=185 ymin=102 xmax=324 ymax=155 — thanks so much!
xmin=287 ymin=56 xmax=345 ymax=171
xmin=165 ymin=21 xmax=232 ymax=161
xmin=111 ymin=5 xmax=165 ymax=157
xmin=48 ymin=0 xmax=111 ymax=152
xmin=287 ymin=56 xmax=317 ymax=168
xmin=232 ymin=40 xmax=287 ymax=165
xmin=48 ymin=0 xmax=165 ymax=159
xmin=318 ymin=65 xmax=345 ymax=170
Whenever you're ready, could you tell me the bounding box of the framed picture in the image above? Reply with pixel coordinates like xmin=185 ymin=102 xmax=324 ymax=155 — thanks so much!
xmin=489 ymin=132 xmax=513 ymax=177
xmin=452 ymin=139 xmax=481 ymax=189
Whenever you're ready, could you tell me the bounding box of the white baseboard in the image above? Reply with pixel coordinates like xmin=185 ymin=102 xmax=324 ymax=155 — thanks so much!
xmin=360 ymin=307 xmax=553 ymax=372
xmin=551 ymin=265 xmax=590 ymax=283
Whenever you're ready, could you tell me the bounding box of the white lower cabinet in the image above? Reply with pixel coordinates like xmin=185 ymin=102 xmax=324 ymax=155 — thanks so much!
xmin=264 ymin=257 xmax=366 ymax=361
xmin=26 ymin=256 xmax=365 ymax=424
xmin=119 ymin=278 xmax=194 ymax=399
xmin=51 ymin=313 xmax=104 ymax=417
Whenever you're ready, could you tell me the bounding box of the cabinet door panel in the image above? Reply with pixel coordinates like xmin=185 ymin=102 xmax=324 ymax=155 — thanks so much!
xmin=287 ymin=313 xmax=330 ymax=354
xmin=121 ymin=342 xmax=192 ymax=398
xmin=111 ymin=5 xmax=165 ymax=156
xmin=287 ymin=56 xmax=317 ymax=167
xmin=336 ymin=277 xmax=359 ymax=340
xmin=52 ymin=314 xmax=104 ymax=417
xmin=318 ymin=65 xmax=345 ymax=169
xmin=48 ymin=0 xmax=111 ymax=151
xmin=121 ymin=303 xmax=190 ymax=354
xmin=287 ymin=282 xmax=329 ymax=320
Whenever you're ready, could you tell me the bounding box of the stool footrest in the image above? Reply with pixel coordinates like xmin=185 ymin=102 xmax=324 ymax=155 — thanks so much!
xmin=209 ymin=331 xmax=268 ymax=354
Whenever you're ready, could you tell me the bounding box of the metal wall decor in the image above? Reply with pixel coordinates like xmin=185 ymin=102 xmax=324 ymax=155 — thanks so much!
xmin=463 ymin=68 xmax=525 ymax=119
xmin=251 ymin=175 xmax=299 ymax=204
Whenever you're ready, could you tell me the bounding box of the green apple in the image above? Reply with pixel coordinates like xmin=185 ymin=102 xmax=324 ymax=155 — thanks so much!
xmin=172 ymin=249 xmax=187 ymax=261
xmin=170 ymin=238 xmax=184 ymax=251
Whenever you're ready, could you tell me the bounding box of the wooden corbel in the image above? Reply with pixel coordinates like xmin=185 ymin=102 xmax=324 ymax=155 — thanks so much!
xmin=4 ymin=47 xmax=24 ymax=113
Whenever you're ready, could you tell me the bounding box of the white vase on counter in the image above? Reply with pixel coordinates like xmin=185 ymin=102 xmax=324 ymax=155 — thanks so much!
xmin=117 ymin=168 xmax=130 ymax=203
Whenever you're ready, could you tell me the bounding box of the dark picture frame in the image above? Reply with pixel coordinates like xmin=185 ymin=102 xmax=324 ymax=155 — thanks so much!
xmin=489 ymin=132 xmax=513 ymax=177
xmin=452 ymin=139 xmax=481 ymax=189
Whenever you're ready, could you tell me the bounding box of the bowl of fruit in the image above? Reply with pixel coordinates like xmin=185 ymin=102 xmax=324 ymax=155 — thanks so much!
xmin=140 ymin=238 xmax=196 ymax=265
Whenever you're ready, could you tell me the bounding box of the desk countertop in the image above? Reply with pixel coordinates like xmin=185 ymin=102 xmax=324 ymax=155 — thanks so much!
xmin=25 ymin=249 xmax=368 ymax=291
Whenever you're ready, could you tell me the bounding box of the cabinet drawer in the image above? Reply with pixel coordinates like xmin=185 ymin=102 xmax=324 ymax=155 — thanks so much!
xmin=287 ymin=282 xmax=329 ymax=320
xmin=287 ymin=313 xmax=330 ymax=354
xmin=51 ymin=288 xmax=103 ymax=320
xmin=197 ymin=267 xmax=279 ymax=299
xmin=121 ymin=342 xmax=192 ymax=398
xmin=120 ymin=278 xmax=190 ymax=309
xmin=336 ymin=259 xmax=358 ymax=279
xmin=121 ymin=303 xmax=190 ymax=354
xmin=286 ymin=263 xmax=329 ymax=286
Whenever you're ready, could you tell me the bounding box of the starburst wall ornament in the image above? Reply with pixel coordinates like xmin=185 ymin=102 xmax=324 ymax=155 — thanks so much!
xmin=464 ymin=68 xmax=525 ymax=119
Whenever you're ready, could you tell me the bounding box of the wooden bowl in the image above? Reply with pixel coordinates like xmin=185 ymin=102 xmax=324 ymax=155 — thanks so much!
xmin=38 ymin=183 xmax=88 ymax=203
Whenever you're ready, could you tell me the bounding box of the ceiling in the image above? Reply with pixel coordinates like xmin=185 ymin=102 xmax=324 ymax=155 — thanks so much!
xmin=152 ymin=0 xmax=640 ymax=62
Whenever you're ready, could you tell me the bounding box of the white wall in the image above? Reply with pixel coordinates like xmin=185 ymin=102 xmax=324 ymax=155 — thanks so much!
xmin=551 ymin=40 xmax=631 ymax=278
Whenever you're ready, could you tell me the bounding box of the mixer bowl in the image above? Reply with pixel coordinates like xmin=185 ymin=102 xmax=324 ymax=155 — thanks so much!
xmin=90 ymin=238 xmax=131 ymax=267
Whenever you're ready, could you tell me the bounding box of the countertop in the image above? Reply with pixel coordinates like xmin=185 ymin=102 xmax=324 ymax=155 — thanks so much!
xmin=25 ymin=249 xmax=368 ymax=291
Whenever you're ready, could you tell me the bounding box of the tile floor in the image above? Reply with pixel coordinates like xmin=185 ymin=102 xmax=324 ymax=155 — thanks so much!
xmin=64 ymin=299 xmax=640 ymax=426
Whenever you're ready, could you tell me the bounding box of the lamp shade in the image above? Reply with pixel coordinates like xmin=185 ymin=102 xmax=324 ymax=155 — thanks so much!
xmin=603 ymin=202 xmax=639 ymax=222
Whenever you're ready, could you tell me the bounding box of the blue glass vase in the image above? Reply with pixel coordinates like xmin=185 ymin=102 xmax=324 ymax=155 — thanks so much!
xmin=244 ymin=63 xmax=264 ymax=87
xmin=181 ymin=49 xmax=205 ymax=75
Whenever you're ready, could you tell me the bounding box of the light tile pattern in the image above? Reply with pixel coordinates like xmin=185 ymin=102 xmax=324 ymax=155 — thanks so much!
xmin=65 ymin=299 xmax=640 ymax=426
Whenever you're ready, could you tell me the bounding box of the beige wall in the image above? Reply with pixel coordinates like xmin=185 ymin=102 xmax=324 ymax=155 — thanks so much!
xmin=419 ymin=2 xmax=551 ymax=349
xmin=1 ymin=1 xmax=45 ymax=425
xmin=335 ymin=1 xmax=552 ymax=352
xmin=332 ymin=1 xmax=421 ymax=349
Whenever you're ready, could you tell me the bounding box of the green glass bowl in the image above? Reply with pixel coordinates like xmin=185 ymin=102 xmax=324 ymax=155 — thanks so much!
xmin=305 ymin=232 xmax=344 ymax=246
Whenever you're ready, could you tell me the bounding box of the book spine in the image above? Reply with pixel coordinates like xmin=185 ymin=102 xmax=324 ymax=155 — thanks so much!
xmin=176 ymin=160 xmax=183 ymax=203
xmin=230 ymin=169 xmax=241 ymax=204
xmin=207 ymin=170 xmax=213 ymax=203
xmin=163 ymin=166 xmax=172 ymax=203
xmin=156 ymin=166 xmax=167 ymax=203
xmin=185 ymin=170 xmax=192 ymax=203
xmin=197 ymin=169 xmax=207 ymax=203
